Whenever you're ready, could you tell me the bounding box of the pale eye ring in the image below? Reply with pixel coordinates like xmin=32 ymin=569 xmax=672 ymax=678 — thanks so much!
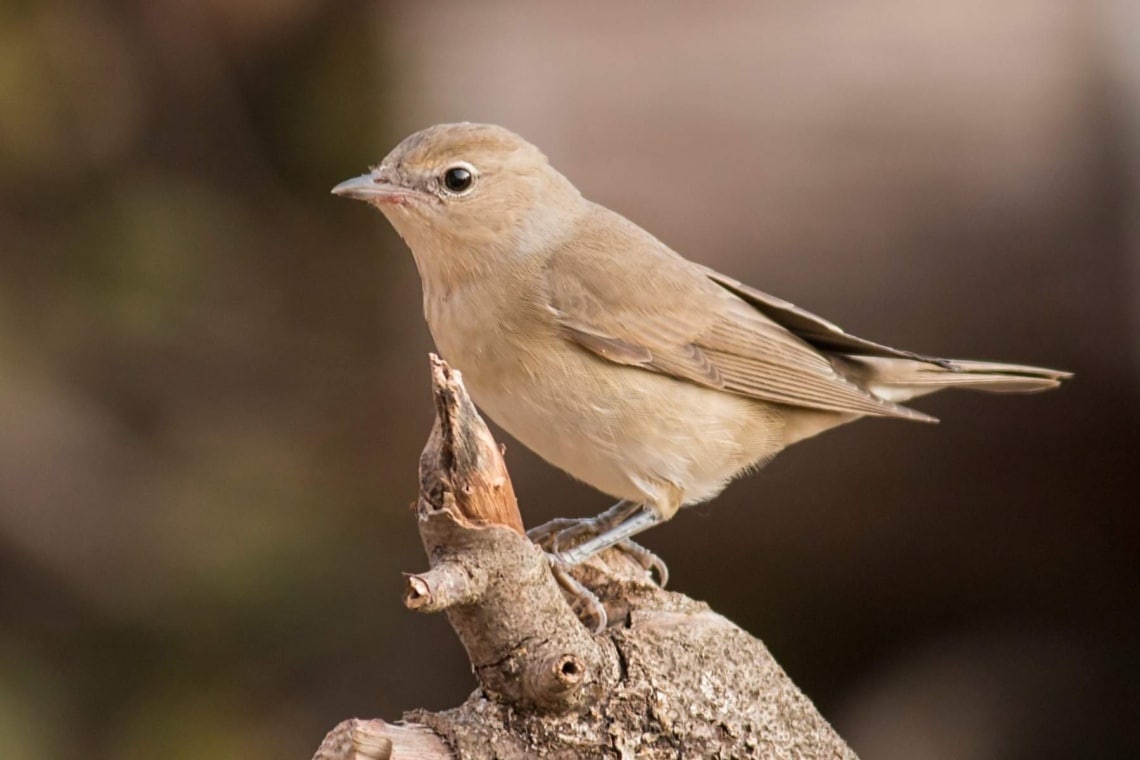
xmin=441 ymin=163 xmax=476 ymax=195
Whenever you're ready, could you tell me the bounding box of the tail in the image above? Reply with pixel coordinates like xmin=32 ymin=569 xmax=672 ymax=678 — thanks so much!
xmin=836 ymin=356 xmax=1072 ymax=405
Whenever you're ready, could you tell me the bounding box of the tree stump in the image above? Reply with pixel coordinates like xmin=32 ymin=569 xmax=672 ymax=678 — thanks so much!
xmin=312 ymin=356 xmax=858 ymax=759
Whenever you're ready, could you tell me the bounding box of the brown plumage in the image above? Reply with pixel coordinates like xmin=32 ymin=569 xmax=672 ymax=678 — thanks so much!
xmin=333 ymin=122 xmax=1070 ymax=563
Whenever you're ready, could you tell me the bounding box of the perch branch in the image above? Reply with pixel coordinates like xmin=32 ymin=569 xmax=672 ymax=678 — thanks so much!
xmin=411 ymin=355 xmax=618 ymax=714
xmin=313 ymin=355 xmax=858 ymax=759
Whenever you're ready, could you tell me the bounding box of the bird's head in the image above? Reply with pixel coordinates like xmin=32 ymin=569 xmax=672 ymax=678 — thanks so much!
xmin=333 ymin=123 xmax=583 ymax=282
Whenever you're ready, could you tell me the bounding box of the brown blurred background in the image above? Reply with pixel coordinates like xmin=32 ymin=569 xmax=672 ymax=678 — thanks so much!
xmin=1 ymin=2 xmax=1137 ymax=758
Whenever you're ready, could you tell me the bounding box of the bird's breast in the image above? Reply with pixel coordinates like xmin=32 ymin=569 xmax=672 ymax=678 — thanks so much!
xmin=421 ymin=287 xmax=786 ymax=508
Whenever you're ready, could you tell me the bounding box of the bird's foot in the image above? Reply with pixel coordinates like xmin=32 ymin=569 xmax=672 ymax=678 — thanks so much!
xmin=606 ymin=538 xmax=669 ymax=588
xmin=528 ymin=515 xmax=669 ymax=587
xmin=547 ymin=556 xmax=607 ymax=632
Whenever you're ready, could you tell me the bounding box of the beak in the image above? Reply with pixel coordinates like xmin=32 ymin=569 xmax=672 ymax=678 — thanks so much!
xmin=331 ymin=173 xmax=419 ymax=205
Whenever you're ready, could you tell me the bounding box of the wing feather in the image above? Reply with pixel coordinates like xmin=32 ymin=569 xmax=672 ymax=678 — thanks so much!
xmin=543 ymin=208 xmax=932 ymax=421
xmin=703 ymin=269 xmax=951 ymax=365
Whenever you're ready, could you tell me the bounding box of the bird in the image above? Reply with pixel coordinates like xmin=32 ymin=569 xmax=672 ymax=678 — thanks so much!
xmin=332 ymin=122 xmax=1070 ymax=574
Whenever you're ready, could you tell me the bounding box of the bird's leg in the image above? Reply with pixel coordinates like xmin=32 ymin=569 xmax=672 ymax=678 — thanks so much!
xmin=553 ymin=499 xmax=642 ymax=547
xmin=527 ymin=499 xmax=640 ymax=545
xmin=528 ymin=500 xmax=669 ymax=585
xmin=555 ymin=507 xmax=660 ymax=566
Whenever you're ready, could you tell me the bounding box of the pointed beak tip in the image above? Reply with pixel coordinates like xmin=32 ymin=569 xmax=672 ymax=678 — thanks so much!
xmin=330 ymin=173 xmax=415 ymax=205
xmin=331 ymin=175 xmax=369 ymax=198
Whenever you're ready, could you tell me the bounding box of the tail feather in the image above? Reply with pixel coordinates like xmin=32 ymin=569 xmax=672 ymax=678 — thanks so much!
xmin=837 ymin=356 xmax=1072 ymax=403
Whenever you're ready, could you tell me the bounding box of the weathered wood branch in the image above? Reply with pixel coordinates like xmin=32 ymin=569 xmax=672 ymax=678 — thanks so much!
xmin=313 ymin=355 xmax=858 ymax=759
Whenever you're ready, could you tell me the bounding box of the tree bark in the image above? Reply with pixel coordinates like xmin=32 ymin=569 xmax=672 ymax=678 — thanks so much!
xmin=313 ymin=355 xmax=858 ymax=759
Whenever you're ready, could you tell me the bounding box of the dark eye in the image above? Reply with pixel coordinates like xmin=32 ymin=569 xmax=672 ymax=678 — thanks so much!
xmin=442 ymin=165 xmax=474 ymax=194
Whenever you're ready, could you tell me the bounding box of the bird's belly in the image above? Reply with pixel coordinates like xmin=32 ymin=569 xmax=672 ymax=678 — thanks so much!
xmin=446 ymin=342 xmax=786 ymax=510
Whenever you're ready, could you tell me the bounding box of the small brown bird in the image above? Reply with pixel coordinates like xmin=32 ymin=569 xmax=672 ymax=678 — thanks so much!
xmin=333 ymin=123 xmax=1069 ymax=570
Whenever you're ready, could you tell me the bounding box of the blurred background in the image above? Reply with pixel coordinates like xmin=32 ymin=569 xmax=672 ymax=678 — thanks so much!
xmin=1 ymin=1 xmax=1137 ymax=758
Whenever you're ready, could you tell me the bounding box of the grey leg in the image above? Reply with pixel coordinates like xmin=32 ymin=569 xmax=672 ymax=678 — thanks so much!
xmin=529 ymin=500 xmax=670 ymax=586
xmin=527 ymin=500 xmax=639 ymax=547
xmin=556 ymin=507 xmax=661 ymax=566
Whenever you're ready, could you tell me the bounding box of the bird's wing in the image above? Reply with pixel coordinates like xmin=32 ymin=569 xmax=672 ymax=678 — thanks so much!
xmin=543 ymin=214 xmax=933 ymax=421
xmin=702 ymin=269 xmax=950 ymax=365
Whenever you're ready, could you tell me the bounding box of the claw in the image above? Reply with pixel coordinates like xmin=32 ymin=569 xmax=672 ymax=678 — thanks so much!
xmin=614 ymin=540 xmax=669 ymax=587
xmin=548 ymin=556 xmax=607 ymax=632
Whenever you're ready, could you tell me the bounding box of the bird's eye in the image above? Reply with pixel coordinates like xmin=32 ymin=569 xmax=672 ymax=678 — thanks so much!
xmin=442 ymin=165 xmax=475 ymax=194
